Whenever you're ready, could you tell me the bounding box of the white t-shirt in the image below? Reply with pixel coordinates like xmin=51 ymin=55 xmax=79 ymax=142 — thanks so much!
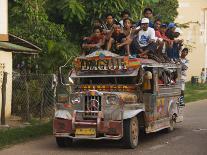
xmin=119 ymin=20 xmax=124 ymax=27
xmin=180 ymin=58 xmax=189 ymax=81
xmin=137 ymin=27 xmax=156 ymax=47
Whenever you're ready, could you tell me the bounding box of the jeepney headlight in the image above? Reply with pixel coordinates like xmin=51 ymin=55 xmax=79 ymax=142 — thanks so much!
xmin=71 ymin=96 xmax=81 ymax=104
xmin=106 ymin=95 xmax=118 ymax=105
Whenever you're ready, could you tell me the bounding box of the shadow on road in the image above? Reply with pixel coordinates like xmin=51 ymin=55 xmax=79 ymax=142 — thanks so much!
xmin=55 ymin=128 xmax=182 ymax=151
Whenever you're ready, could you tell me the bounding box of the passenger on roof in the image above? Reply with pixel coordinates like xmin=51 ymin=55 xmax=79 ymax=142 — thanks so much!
xmin=135 ymin=8 xmax=154 ymax=28
xmin=165 ymin=23 xmax=183 ymax=62
xmin=102 ymin=13 xmax=117 ymax=32
xmin=107 ymin=24 xmax=130 ymax=56
xmin=130 ymin=18 xmax=156 ymax=58
xmin=82 ymin=26 xmax=105 ymax=55
xmin=91 ymin=19 xmax=104 ymax=32
xmin=119 ymin=10 xmax=131 ymax=27
xmin=154 ymin=20 xmax=173 ymax=62
xmin=102 ymin=13 xmax=118 ymax=41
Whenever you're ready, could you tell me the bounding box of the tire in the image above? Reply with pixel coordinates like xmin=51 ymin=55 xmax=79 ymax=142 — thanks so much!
xmin=122 ymin=117 xmax=139 ymax=149
xmin=56 ymin=137 xmax=73 ymax=148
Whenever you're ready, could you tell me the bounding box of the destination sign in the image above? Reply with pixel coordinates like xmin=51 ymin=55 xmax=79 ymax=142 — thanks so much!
xmin=78 ymin=58 xmax=127 ymax=71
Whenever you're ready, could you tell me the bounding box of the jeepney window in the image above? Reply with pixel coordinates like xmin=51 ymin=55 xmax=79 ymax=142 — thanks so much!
xmin=158 ymin=68 xmax=178 ymax=87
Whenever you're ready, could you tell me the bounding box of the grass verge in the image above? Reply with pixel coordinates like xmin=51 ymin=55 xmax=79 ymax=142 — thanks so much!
xmin=185 ymin=82 xmax=207 ymax=103
xmin=0 ymin=121 xmax=52 ymax=149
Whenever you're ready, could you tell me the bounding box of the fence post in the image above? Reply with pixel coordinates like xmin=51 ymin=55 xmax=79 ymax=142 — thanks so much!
xmin=40 ymin=90 xmax=44 ymax=121
xmin=25 ymin=77 xmax=30 ymax=122
xmin=1 ymin=72 xmax=7 ymax=125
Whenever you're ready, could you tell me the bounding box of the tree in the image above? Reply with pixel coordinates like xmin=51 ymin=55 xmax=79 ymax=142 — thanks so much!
xmin=9 ymin=0 xmax=79 ymax=73
xmin=151 ymin=0 xmax=179 ymax=23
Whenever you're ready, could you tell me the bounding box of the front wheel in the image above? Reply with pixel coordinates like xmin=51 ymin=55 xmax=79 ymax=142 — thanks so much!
xmin=122 ymin=117 xmax=139 ymax=149
xmin=56 ymin=137 xmax=73 ymax=148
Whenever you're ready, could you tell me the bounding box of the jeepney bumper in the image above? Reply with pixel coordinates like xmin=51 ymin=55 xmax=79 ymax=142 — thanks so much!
xmin=53 ymin=117 xmax=123 ymax=140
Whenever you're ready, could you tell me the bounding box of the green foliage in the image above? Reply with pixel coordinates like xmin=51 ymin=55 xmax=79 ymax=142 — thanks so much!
xmin=185 ymin=83 xmax=207 ymax=103
xmin=0 ymin=121 xmax=52 ymax=149
xmin=9 ymin=0 xmax=78 ymax=73
xmin=151 ymin=0 xmax=179 ymax=23
xmin=39 ymin=41 xmax=80 ymax=72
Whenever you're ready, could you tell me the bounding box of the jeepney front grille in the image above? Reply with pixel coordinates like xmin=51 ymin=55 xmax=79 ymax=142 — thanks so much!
xmin=84 ymin=95 xmax=101 ymax=118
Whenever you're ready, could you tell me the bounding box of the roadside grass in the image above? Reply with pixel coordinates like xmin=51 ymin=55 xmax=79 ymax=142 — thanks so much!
xmin=0 ymin=121 xmax=52 ymax=149
xmin=185 ymin=82 xmax=207 ymax=103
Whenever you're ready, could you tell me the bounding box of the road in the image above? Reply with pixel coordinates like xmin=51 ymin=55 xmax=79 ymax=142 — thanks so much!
xmin=0 ymin=100 xmax=207 ymax=155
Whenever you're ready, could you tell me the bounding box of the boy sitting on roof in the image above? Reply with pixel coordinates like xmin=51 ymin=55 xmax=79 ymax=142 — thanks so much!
xmin=82 ymin=26 xmax=105 ymax=55
xmin=107 ymin=24 xmax=130 ymax=56
xmin=131 ymin=18 xmax=156 ymax=58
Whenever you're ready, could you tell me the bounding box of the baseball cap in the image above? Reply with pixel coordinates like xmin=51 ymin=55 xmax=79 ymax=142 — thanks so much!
xmin=141 ymin=18 xmax=149 ymax=24
xmin=175 ymin=27 xmax=182 ymax=34
xmin=161 ymin=23 xmax=167 ymax=28
xmin=168 ymin=22 xmax=176 ymax=28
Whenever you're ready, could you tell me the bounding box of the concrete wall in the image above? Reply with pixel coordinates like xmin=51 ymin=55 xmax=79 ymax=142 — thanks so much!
xmin=0 ymin=0 xmax=8 ymax=35
xmin=176 ymin=0 xmax=207 ymax=81
xmin=0 ymin=51 xmax=12 ymax=117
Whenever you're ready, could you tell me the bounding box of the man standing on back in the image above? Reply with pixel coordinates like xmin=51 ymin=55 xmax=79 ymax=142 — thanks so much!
xmin=180 ymin=48 xmax=189 ymax=106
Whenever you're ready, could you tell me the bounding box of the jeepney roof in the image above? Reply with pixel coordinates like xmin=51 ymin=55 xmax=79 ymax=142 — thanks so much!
xmin=70 ymin=51 xmax=181 ymax=78
xmin=140 ymin=59 xmax=181 ymax=68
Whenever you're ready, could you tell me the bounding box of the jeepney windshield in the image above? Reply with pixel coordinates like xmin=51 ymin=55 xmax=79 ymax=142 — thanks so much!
xmin=74 ymin=76 xmax=138 ymax=85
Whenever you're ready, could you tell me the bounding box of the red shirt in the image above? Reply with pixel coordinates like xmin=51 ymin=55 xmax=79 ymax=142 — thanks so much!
xmin=156 ymin=30 xmax=173 ymax=44
xmin=88 ymin=35 xmax=104 ymax=44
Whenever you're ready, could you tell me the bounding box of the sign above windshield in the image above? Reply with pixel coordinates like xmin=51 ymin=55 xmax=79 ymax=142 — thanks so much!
xmin=74 ymin=55 xmax=140 ymax=75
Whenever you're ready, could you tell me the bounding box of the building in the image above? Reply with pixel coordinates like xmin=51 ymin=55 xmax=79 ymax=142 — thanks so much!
xmin=0 ymin=0 xmax=40 ymax=118
xmin=176 ymin=0 xmax=207 ymax=81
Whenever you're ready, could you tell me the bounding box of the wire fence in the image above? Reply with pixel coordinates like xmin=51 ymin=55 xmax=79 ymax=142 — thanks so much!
xmin=10 ymin=73 xmax=58 ymax=125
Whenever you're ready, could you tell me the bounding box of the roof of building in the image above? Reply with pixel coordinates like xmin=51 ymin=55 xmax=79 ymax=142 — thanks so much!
xmin=0 ymin=34 xmax=41 ymax=54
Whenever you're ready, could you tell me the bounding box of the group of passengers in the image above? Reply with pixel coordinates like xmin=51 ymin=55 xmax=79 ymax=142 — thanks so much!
xmin=82 ymin=8 xmax=187 ymax=63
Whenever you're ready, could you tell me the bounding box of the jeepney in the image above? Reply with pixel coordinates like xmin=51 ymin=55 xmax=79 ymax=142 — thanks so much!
xmin=53 ymin=50 xmax=184 ymax=149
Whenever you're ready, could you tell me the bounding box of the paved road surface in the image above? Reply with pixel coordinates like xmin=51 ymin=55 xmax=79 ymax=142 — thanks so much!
xmin=0 ymin=100 xmax=207 ymax=155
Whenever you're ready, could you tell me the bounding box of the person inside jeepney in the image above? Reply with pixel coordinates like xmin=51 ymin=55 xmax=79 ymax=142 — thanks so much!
xmin=107 ymin=24 xmax=130 ymax=56
xmin=158 ymin=69 xmax=165 ymax=85
xmin=135 ymin=8 xmax=154 ymax=28
xmin=130 ymin=18 xmax=156 ymax=58
xmin=119 ymin=10 xmax=131 ymax=27
xmin=171 ymin=70 xmax=178 ymax=84
xmin=82 ymin=26 xmax=105 ymax=55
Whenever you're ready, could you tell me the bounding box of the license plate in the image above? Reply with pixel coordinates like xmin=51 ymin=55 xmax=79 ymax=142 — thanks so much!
xmin=75 ymin=128 xmax=96 ymax=136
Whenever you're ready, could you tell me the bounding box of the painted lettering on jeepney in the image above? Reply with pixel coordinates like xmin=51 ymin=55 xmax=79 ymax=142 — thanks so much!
xmin=156 ymin=98 xmax=165 ymax=118
xmin=80 ymin=58 xmax=127 ymax=71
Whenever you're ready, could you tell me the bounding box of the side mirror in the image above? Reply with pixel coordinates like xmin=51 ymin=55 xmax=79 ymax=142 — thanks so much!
xmin=68 ymin=77 xmax=74 ymax=85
